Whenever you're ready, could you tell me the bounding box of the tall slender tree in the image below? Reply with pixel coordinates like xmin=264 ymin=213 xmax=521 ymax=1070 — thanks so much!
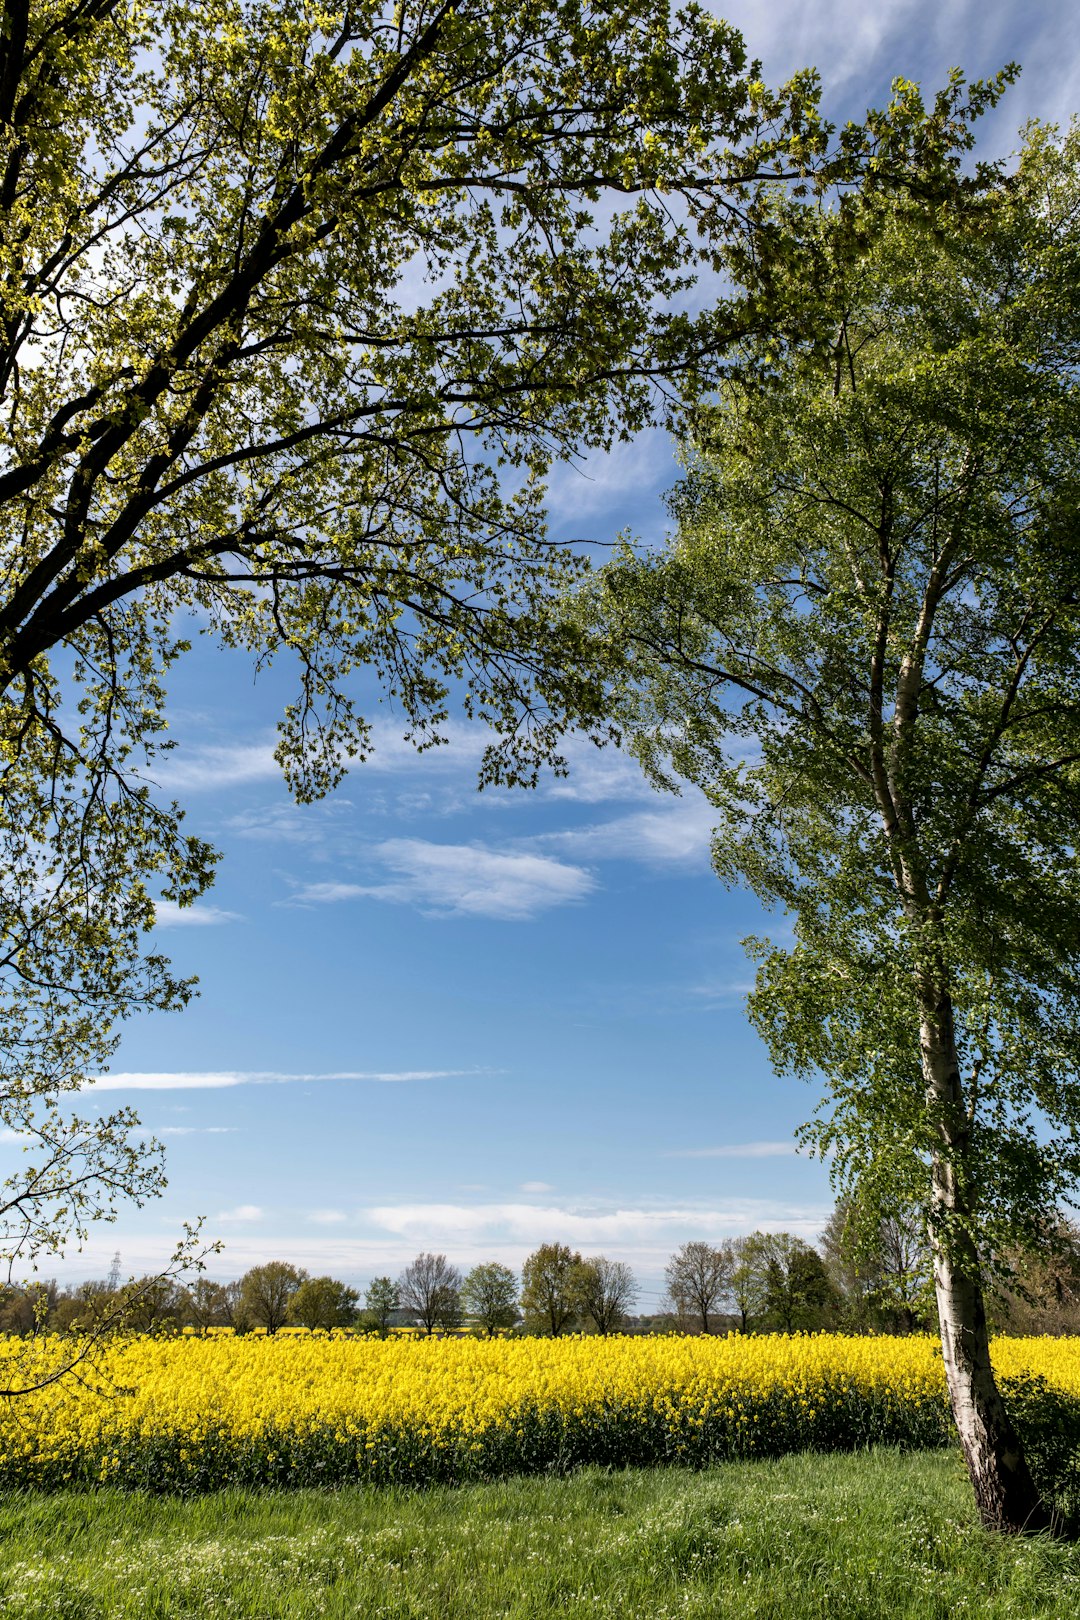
xmin=593 ymin=120 xmax=1080 ymax=1532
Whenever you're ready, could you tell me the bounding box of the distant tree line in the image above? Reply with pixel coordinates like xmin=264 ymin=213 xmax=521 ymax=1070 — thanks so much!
xmin=5 ymin=1210 xmax=1079 ymax=1339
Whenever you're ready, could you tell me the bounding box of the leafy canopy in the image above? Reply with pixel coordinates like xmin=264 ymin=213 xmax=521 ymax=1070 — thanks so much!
xmin=594 ymin=118 xmax=1080 ymax=1269
xmin=0 ymin=0 xmax=824 ymax=1281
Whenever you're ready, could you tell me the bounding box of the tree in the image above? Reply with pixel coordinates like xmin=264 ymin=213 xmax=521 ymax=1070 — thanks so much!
xmin=520 ymin=1243 xmax=582 ymax=1337
xmin=728 ymin=1234 xmax=773 ymax=1332
xmin=593 ymin=119 xmax=1080 ymax=1531
xmin=0 ymin=0 xmax=832 ymax=1287
xmin=461 ymin=1262 xmax=519 ymax=1337
xmin=122 ymin=1274 xmax=187 ymax=1335
xmin=361 ymin=1275 xmax=399 ymax=1337
xmin=758 ymin=1234 xmax=838 ymax=1333
xmin=821 ymin=1198 xmax=931 ymax=1333
xmin=989 ymin=1220 xmax=1080 ymax=1337
xmin=397 ymin=1252 xmax=461 ymax=1336
xmin=575 ymin=1256 xmax=638 ymax=1335
xmin=238 ymin=1261 xmax=308 ymax=1334
xmin=184 ymin=1277 xmax=244 ymax=1331
xmin=288 ymin=1275 xmax=359 ymax=1331
xmin=664 ymin=1240 xmax=731 ymax=1333
xmin=0 ymin=5 xmax=1006 ymax=1298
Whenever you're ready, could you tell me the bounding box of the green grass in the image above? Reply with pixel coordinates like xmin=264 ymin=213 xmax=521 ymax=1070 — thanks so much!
xmin=1 ymin=1449 xmax=1079 ymax=1618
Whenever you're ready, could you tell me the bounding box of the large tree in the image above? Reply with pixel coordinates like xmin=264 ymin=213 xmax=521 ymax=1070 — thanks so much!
xmin=461 ymin=1260 xmax=519 ymax=1336
xmin=0 ymin=3 xmax=1009 ymax=1288
xmin=0 ymin=0 xmax=832 ymax=1282
xmin=593 ymin=120 xmax=1080 ymax=1532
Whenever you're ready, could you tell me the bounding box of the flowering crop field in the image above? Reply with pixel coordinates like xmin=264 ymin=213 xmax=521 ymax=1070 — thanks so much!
xmin=0 ymin=1332 xmax=1076 ymax=1494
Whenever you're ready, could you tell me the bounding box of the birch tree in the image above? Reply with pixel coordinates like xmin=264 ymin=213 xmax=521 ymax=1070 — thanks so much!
xmin=593 ymin=120 xmax=1080 ymax=1533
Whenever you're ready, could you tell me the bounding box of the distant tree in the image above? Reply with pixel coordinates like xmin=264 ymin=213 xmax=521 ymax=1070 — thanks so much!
xmin=990 ymin=1220 xmax=1080 ymax=1337
xmin=821 ymin=1199 xmax=932 ymax=1333
xmin=576 ymin=1257 xmax=638 ymax=1335
xmin=397 ymin=1253 xmax=462 ymax=1336
xmin=0 ymin=1280 xmax=56 ymax=1336
xmin=183 ymin=1278 xmax=243 ymax=1331
xmin=289 ymin=1276 xmax=360 ymax=1331
xmin=461 ymin=1263 xmax=519 ymax=1337
xmin=123 ymin=1275 xmax=186 ymax=1335
xmin=759 ymin=1234 xmax=839 ymax=1332
xmin=52 ymin=1278 xmax=121 ymax=1335
xmin=664 ymin=1241 xmax=731 ymax=1334
xmin=728 ymin=1234 xmax=773 ymax=1332
xmin=361 ymin=1276 xmax=400 ymax=1338
xmin=238 ymin=1262 xmax=308 ymax=1334
xmin=520 ymin=1244 xmax=582 ymax=1337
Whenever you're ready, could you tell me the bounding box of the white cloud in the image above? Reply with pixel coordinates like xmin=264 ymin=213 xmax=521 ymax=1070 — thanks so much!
xmin=293 ymin=839 xmax=596 ymax=920
xmin=364 ymin=1199 xmax=824 ymax=1249
xmin=158 ymin=1126 xmax=238 ymax=1136
xmin=519 ymin=1181 xmax=554 ymax=1193
xmin=86 ymin=1068 xmax=485 ymax=1091
xmin=151 ymin=741 xmax=279 ymax=793
xmin=541 ymin=798 xmax=717 ymax=869
xmin=712 ymin=0 xmax=1079 ymax=156
xmin=154 ymin=900 xmax=241 ymax=928
xmin=307 ymin=1209 xmax=349 ymax=1225
xmin=540 ymin=738 xmax=656 ymax=805
xmin=216 ymin=1204 xmax=264 ymax=1223
xmin=55 ymin=1193 xmax=835 ymax=1284
xmin=687 ymin=977 xmax=756 ymax=1004
xmin=544 ymin=432 xmax=677 ymax=528
xmin=665 ymin=1141 xmax=799 ymax=1159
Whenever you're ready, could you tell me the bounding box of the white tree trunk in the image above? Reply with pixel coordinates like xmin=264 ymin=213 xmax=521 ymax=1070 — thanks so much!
xmin=922 ymin=994 xmax=1051 ymax=1533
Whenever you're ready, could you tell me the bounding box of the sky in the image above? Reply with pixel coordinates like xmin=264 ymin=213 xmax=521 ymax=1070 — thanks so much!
xmin=17 ymin=0 xmax=1078 ymax=1311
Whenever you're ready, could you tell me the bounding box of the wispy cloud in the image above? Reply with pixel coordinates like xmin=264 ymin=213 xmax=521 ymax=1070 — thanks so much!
xmin=158 ymin=1126 xmax=238 ymax=1136
xmin=154 ymin=900 xmax=241 ymax=928
xmin=665 ymin=1141 xmax=799 ymax=1160
xmin=519 ymin=1181 xmax=554 ymax=1193
xmin=216 ymin=1204 xmax=264 ymax=1223
xmin=87 ymin=1068 xmax=487 ymax=1091
xmin=541 ymin=798 xmax=717 ymax=869
xmin=545 ymin=432 xmax=677 ymax=529
xmin=364 ymin=1199 xmax=824 ymax=1248
xmin=293 ymin=839 xmax=596 ymax=920
xmin=151 ymin=741 xmax=280 ymax=793
xmin=307 ymin=1209 xmax=349 ymax=1225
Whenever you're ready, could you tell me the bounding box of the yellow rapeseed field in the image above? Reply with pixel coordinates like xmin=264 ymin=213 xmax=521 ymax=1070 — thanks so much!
xmin=0 ymin=1332 xmax=1076 ymax=1492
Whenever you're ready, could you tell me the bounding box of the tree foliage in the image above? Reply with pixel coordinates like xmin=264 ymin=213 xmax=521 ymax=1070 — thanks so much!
xmin=593 ymin=117 xmax=1080 ymax=1531
xmin=361 ymin=1275 xmax=400 ymax=1337
xmin=0 ymin=0 xmax=835 ymax=1292
xmin=238 ymin=1261 xmax=308 ymax=1333
xmin=520 ymin=1242 xmax=581 ymax=1336
xmin=575 ymin=1255 xmax=637 ymax=1335
xmin=288 ymin=1274 xmax=359 ymax=1330
xmin=461 ymin=1261 xmax=519 ymax=1337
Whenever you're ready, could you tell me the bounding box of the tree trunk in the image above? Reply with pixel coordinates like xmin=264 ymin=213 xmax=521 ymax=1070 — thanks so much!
xmin=933 ymin=1231 xmax=1051 ymax=1533
xmin=922 ymin=992 xmax=1052 ymax=1534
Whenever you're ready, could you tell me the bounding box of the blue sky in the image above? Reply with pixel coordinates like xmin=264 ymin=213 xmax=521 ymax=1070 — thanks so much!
xmin=25 ymin=0 xmax=1078 ymax=1309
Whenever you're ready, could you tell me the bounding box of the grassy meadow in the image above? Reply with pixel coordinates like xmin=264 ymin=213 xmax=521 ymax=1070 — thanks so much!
xmin=2 ymin=1450 xmax=1080 ymax=1619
